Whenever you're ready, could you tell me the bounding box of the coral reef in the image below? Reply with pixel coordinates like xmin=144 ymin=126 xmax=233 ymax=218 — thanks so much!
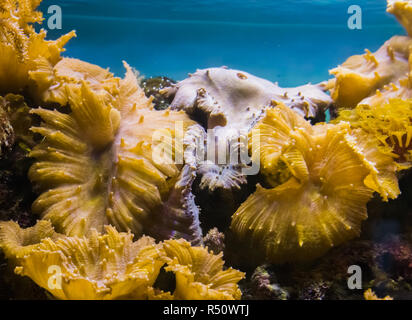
xmin=328 ymin=36 xmax=412 ymax=109
xmin=2 ymin=0 xmax=412 ymax=301
xmin=165 ymin=67 xmax=332 ymax=122
xmin=0 ymin=222 xmax=165 ymax=300
xmin=33 ymin=57 xmax=119 ymax=106
xmin=328 ymin=0 xmax=412 ymax=110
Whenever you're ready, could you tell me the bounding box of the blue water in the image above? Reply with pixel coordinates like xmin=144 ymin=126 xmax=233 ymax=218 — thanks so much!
xmin=39 ymin=0 xmax=404 ymax=86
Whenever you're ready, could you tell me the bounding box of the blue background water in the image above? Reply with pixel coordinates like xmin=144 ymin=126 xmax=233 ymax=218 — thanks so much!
xmin=39 ymin=0 xmax=404 ymax=86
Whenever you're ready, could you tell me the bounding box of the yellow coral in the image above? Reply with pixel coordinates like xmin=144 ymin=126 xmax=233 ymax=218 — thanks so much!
xmin=329 ymin=0 xmax=412 ymax=109
xmin=364 ymin=288 xmax=393 ymax=300
xmin=231 ymin=104 xmax=399 ymax=263
xmin=0 ymin=0 xmax=75 ymax=95
xmin=3 ymin=224 xmax=164 ymax=300
xmin=149 ymin=239 xmax=245 ymax=300
xmin=28 ymin=63 xmax=195 ymax=237
xmin=0 ymin=221 xmax=244 ymax=300
xmin=329 ymin=36 xmax=412 ymax=109
xmin=387 ymin=0 xmax=412 ymax=37
xmin=335 ymin=99 xmax=412 ymax=169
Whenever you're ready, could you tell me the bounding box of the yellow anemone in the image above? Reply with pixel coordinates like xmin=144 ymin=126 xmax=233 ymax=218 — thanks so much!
xmin=231 ymin=104 xmax=399 ymax=263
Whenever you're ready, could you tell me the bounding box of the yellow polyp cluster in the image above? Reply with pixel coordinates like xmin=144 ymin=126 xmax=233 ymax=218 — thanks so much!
xmin=0 ymin=221 xmax=244 ymax=300
xmin=0 ymin=0 xmax=75 ymax=96
xmin=231 ymin=104 xmax=400 ymax=264
xmin=335 ymin=99 xmax=412 ymax=169
xmin=28 ymin=63 xmax=195 ymax=237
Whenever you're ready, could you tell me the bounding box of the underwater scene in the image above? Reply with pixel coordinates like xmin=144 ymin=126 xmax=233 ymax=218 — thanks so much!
xmin=1 ymin=0 xmax=412 ymax=303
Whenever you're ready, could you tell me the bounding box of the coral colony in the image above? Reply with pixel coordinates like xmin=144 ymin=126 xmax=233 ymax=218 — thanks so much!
xmin=0 ymin=0 xmax=412 ymax=300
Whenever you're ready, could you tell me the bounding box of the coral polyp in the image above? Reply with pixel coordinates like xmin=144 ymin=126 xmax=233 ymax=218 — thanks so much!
xmin=33 ymin=57 xmax=120 ymax=106
xmin=29 ymin=64 xmax=199 ymax=240
xmin=231 ymin=104 xmax=399 ymax=263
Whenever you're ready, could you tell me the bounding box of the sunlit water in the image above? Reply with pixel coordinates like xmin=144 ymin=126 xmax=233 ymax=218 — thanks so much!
xmin=40 ymin=0 xmax=403 ymax=86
